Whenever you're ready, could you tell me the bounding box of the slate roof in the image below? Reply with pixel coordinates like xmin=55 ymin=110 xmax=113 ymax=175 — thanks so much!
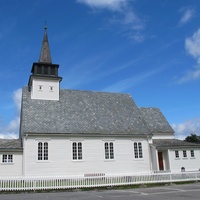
xmin=153 ymin=139 xmax=200 ymax=148
xmin=0 ymin=139 xmax=22 ymax=150
xmin=20 ymin=87 xmax=151 ymax=136
xmin=140 ymin=108 xmax=174 ymax=134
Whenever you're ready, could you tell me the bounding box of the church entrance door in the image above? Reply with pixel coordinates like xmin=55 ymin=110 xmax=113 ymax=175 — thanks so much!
xmin=158 ymin=152 xmax=164 ymax=171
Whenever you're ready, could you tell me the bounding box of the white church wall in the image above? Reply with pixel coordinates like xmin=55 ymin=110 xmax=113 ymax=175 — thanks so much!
xmin=162 ymin=150 xmax=170 ymax=170
xmin=23 ymin=135 xmax=151 ymax=176
xmin=31 ymin=78 xmax=60 ymax=100
xmin=0 ymin=151 xmax=23 ymax=176
xmin=152 ymin=134 xmax=174 ymax=140
xmin=168 ymin=149 xmax=200 ymax=172
xmin=150 ymin=145 xmax=158 ymax=171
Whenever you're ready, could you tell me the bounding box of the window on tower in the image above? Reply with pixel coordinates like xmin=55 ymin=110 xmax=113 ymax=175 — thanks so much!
xmin=49 ymin=86 xmax=54 ymax=91
xmin=44 ymin=66 xmax=48 ymax=75
xmin=50 ymin=67 xmax=56 ymax=76
xmin=38 ymin=85 xmax=43 ymax=91
xmin=37 ymin=66 xmax=42 ymax=75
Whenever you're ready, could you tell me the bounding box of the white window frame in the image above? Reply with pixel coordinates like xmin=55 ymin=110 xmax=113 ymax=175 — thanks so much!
xmin=175 ymin=150 xmax=179 ymax=158
xmin=183 ymin=150 xmax=187 ymax=158
xmin=134 ymin=142 xmax=143 ymax=159
xmin=37 ymin=142 xmax=48 ymax=161
xmin=190 ymin=150 xmax=195 ymax=158
xmin=2 ymin=154 xmax=13 ymax=163
xmin=72 ymin=142 xmax=83 ymax=160
xmin=104 ymin=142 xmax=114 ymax=160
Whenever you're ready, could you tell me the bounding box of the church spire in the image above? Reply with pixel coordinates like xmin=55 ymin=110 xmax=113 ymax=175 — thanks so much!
xmin=38 ymin=26 xmax=52 ymax=63
xmin=28 ymin=26 xmax=62 ymax=100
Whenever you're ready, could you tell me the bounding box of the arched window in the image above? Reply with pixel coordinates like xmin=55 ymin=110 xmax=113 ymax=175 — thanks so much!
xmin=104 ymin=142 xmax=114 ymax=159
xmin=72 ymin=142 xmax=82 ymax=160
xmin=110 ymin=142 xmax=114 ymax=159
xmin=38 ymin=142 xmax=48 ymax=161
xmin=38 ymin=142 xmax=43 ymax=160
xmin=134 ymin=142 xmax=143 ymax=159
xmin=44 ymin=142 xmax=48 ymax=160
xmin=138 ymin=142 xmax=143 ymax=158
xmin=134 ymin=142 xmax=138 ymax=158
xmin=78 ymin=142 xmax=82 ymax=160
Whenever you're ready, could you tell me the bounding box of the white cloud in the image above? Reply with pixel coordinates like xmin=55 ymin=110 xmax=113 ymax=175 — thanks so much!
xmin=122 ymin=10 xmax=144 ymax=30
xmin=77 ymin=0 xmax=145 ymax=42
xmin=176 ymin=28 xmax=200 ymax=84
xmin=129 ymin=31 xmax=144 ymax=43
xmin=185 ymin=29 xmax=200 ymax=63
xmin=172 ymin=118 xmax=200 ymax=140
xmin=6 ymin=117 xmax=20 ymax=134
xmin=179 ymin=7 xmax=195 ymax=26
xmin=0 ymin=117 xmax=20 ymax=139
xmin=176 ymin=65 xmax=200 ymax=84
xmin=77 ymin=0 xmax=126 ymax=11
xmin=0 ymin=133 xmax=18 ymax=139
xmin=0 ymin=89 xmax=22 ymax=139
xmin=13 ymin=88 xmax=22 ymax=114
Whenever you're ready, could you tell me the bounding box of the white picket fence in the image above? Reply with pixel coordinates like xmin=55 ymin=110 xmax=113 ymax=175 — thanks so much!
xmin=0 ymin=172 xmax=200 ymax=191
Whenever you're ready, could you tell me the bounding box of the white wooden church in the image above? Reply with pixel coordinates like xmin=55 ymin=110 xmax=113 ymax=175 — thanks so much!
xmin=0 ymin=29 xmax=200 ymax=177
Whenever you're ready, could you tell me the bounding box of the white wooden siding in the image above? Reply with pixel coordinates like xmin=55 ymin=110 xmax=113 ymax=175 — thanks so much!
xmin=168 ymin=149 xmax=200 ymax=172
xmin=31 ymin=78 xmax=60 ymax=100
xmin=152 ymin=134 xmax=174 ymax=140
xmin=0 ymin=152 xmax=23 ymax=176
xmin=23 ymin=136 xmax=151 ymax=176
xmin=150 ymin=145 xmax=158 ymax=171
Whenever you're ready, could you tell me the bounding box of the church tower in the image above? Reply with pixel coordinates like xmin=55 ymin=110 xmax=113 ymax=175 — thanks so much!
xmin=28 ymin=27 xmax=62 ymax=100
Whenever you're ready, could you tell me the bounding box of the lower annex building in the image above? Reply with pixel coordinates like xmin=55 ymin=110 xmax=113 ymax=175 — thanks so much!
xmin=0 ymin=29 xmax=200 ymax=177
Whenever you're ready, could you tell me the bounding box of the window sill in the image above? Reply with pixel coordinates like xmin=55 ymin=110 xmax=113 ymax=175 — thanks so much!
xmin=72 ymin=160 xmax=84 ymax=162
xmin=36 ymin=160 xmax=49 ymax=163
xmin=1 ymin=163 xmax=14 ymax=165
xmin=134 ymin=158 xmax=144 ymax=161
xmin=104 ymin=159 xmax=115 ymax=162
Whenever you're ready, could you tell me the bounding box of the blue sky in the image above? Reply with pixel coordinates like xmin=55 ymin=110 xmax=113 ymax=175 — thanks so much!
xmin=0 ymin=0 xmax=200 ymax=139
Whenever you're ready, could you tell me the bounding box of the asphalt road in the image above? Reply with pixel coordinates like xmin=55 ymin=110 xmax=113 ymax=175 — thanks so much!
xmin=1 ymin=182 xmax=200 ymax=200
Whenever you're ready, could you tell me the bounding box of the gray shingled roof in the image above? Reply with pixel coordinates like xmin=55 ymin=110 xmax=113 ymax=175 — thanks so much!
xmin=20 ymin=87 xmax=152 ymax=135
xmin=0 ymin=139 xmax=22 ymax=150
xmin=140 ymin=108 xmax=174 ymax=134
xmin=153 ymin=139 xmax=200 ymax=148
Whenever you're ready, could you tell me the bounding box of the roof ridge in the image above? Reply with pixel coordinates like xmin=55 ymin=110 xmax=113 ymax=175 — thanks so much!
xmin=60 ymin=88 xmax=130 ymax=96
